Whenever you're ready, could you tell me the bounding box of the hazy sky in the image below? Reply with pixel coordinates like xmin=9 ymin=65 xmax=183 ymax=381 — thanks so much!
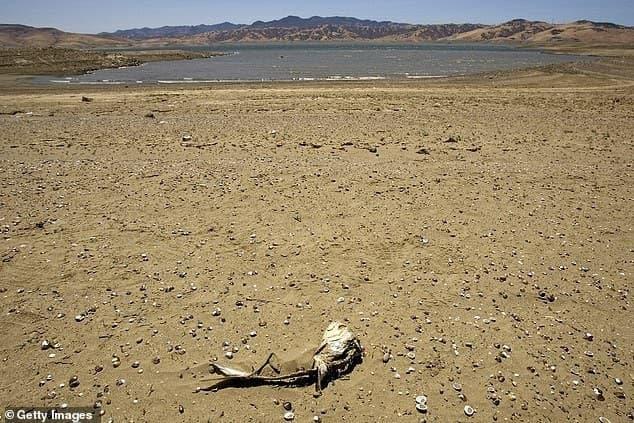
xmin=2 ymin=0 xmax=632 ymax=33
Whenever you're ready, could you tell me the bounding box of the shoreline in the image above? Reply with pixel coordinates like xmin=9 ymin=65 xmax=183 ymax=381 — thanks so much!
xmin=1 ymin=44 xmax=599 ymax=89
xmin=0 ymin=47 xmax=225 ymax=78
xmin=2 ymin=42 xmax=631 ymax=89
xmin=1 ymin=55 xmax=630 ymax=94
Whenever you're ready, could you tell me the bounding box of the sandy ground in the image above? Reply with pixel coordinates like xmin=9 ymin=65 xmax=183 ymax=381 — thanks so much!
xmin=0 ymin=61 xmax=633 ymax=423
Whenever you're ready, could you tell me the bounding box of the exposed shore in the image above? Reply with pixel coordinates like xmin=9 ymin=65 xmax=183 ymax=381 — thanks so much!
xmin=0 ymin=47 xmax=224 ymax=77
xmin=0 ymin=55 xmax=632 ymax=422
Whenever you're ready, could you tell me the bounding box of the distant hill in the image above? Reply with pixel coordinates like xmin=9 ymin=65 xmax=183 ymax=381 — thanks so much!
xmin=0 ymin=24 xmax=129 ymax=48
xmin=101 ymin=16 xmax=633 ymax=45
xmin=1 ymin=17 xmax=632 ymax=48
xmin=101 ymin=16 xmax=480 ymax=42
xmin=249 ymin=15 xmax=411 ymax=29
xmin=449 ymin=19 xmax=634 ymax=44
xmin=180 ymin=23 xmax=483 ymax=43
xmin=102 ymin=22 xmax=243 ymax=39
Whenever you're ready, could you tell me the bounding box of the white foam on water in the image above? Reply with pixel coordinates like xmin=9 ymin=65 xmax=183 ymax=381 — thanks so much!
xmin=77 ymin=81 xmax=126 ymax=85
xmin=406 ymin=75 xmax=446 ymax=79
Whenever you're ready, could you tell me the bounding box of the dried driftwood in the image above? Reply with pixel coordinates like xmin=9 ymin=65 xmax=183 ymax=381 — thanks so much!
xmin=200 ymin=322 xmax=362 ymax=393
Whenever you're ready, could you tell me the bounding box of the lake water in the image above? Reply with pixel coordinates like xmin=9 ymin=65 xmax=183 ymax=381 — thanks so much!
xmin=39 ymin=43 xmax=586 ymax=84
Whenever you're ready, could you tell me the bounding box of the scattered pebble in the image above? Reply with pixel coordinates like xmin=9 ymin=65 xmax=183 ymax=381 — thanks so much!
xmin=68 ymin=375 xmax=80 ymax=388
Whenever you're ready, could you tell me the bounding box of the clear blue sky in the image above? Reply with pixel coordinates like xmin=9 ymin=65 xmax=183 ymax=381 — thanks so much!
xmin=2 ymin=0 xmax=632 ymax=33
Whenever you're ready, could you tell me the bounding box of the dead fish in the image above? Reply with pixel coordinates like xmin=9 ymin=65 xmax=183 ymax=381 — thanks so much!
xmin=201 ymin=321 xmax=362 ymax=393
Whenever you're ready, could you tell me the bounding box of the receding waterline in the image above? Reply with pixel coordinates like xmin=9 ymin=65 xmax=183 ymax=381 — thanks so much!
xmin=34 ymin=43 xmax=590 ymax=85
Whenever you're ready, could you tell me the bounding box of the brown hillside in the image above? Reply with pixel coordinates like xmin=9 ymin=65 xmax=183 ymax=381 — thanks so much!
xmin=0 ymin=24 xmax=130 ymax=48
xmin=449 ymin=19 xmax=634 ymax=44
xmin=136 ymin=23 xmax=484 ymax=45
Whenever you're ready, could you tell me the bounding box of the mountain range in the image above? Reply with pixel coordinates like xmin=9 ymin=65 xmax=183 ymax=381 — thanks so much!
xmin=104 ymin=22 xmax=242 ymax=39
xmin=1 ymin=16 xmax=633 ymax=48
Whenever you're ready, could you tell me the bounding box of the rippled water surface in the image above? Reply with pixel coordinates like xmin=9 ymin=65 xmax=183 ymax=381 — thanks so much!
xmin=37 ymin=43 xmax=587 ymax=84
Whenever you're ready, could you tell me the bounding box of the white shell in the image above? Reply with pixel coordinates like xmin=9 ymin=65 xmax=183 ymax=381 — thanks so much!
xmin=464 ymin=405 xmax=475 ymax=416
xmin=415 ymin=403 xmax=428 ymax=413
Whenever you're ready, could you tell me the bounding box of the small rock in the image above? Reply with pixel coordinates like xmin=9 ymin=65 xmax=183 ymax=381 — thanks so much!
xmin=593 ymin=387 xmax=605 ymax=401
xmin=283 ymin=411 xmax=295 ymax=421
xmin=68 ymin=375 xmax=80 ymax=388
